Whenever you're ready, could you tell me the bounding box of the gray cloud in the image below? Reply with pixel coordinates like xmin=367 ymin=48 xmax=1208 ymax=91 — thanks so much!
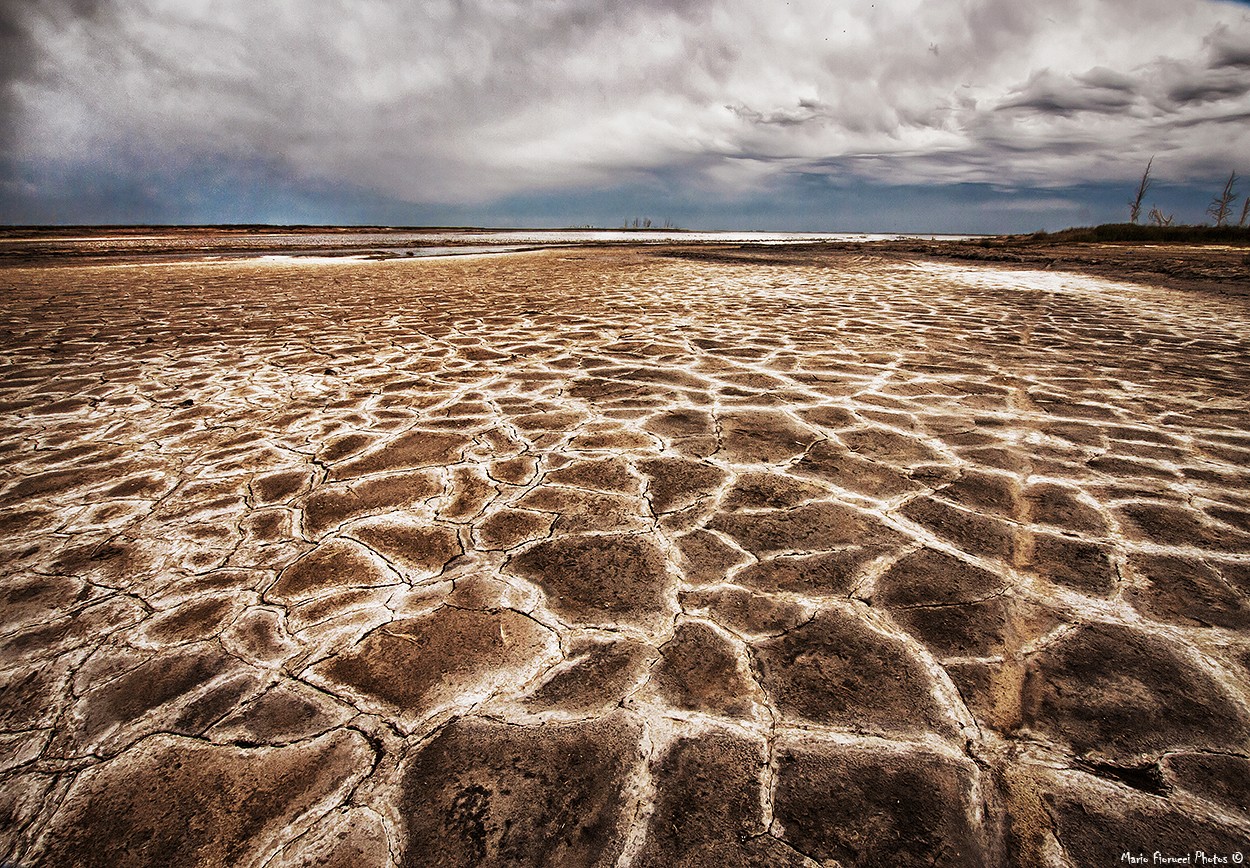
xmin=1167 ymin=74 xmax=1250 ymax=104
xmin=1207 ymin=21 xmax=1250 ymax=66
xmin=1076 ymin=67 xmax=1138 ymax=92
xmin=1 ymin=1 xmax=76 ymax=153
xmin=727 ymin=100 xmax=832 ymax=128
xmin=3 ymin=0 xmax=1249 ymax=218
xmin=997 ymin=69 xmax=1139 ymax=115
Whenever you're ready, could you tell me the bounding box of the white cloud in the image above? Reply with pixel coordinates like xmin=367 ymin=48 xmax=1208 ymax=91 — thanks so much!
xmin=6 ymin=0 xmax=1250 ymax=203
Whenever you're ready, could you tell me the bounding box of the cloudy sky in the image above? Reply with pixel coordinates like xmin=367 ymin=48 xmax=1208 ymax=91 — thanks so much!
xmin=2 ymin=0 xmax=1248 ymax=231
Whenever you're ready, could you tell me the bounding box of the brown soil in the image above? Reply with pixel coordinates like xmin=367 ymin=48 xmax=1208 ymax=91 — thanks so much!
xmin=3 ymin=239 xmax=1249 ymax=866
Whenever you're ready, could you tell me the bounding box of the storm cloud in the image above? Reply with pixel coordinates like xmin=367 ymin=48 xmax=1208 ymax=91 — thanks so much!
xmin=2 ymin=0 xmax=1248 ymax=226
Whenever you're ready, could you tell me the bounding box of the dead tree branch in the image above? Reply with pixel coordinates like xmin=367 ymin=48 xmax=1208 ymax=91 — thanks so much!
xmin=1129 ymin=158 xmax=1153 ymax=224
xmin=1206 ymin=171 xmax=1238 ymax=226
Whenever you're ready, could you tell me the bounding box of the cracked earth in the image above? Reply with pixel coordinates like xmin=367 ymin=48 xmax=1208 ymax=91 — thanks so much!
xmin=2 ymin=244 xmax=1249 ymax=866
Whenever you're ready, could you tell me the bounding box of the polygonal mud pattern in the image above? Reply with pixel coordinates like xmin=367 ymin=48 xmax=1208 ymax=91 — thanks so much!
xmin=1020 ymin=622 xmax=1250 ymax=763
xmin=520 ymin=636 xmax=652 ymax=715
xmin=1040 ymin=774 xmax=1250 ymax=866
xmin=398 ymin=714 xmax=642 ymax=867
xmin=310 ymin=607 xmax=558 ymax=729
xmin=646 ymin=620 xmax=761 ymax=718
xmin=3 ymin=243 xmax=1250 ymax=866
xmin=754 ymin=607 xmax=956 ymax=736
xmin=772 ymin=741 xmax=987 ymax=867
xmin=30 ymin=732 xmax=372 ymax=868
xmin=633 ymin=729 xmax=811 ymax=868
xmin=505 ymin=532 xmax=678 ymax=630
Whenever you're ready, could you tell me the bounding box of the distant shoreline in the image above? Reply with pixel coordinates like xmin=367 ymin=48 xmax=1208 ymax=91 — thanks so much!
xmin=4 ymin=222 xmax=1247 ymax=244
xmin=0 ymin=227 xmax=976 ymax=266
xmin=2 ymin=226 xmax=1246 ymax=301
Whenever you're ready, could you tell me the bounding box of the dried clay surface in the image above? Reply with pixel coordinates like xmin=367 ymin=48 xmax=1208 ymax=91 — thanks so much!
xmin=2 ymin=244 xmax=1250 ymax=866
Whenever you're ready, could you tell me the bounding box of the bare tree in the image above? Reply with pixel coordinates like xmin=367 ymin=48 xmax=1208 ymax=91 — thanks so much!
xmin=1148 ymin=207 xmax=1174 ymax=227
xmin=1206 ymin=172 xmax=1239 ymax=226
xmin=1129 ymin=157 xmax=1153 ymax=224
xmin=1240 ymin=196 xmax=1250 ymax=228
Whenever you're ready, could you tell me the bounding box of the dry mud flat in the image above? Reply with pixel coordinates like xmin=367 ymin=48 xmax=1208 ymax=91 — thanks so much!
xmin=2 ymin=245 xmax=1249 ymax=866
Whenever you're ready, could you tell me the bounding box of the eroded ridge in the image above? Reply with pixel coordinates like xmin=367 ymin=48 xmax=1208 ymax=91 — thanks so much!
xmin=2 ymin=247 xmax=1249 ymax=866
